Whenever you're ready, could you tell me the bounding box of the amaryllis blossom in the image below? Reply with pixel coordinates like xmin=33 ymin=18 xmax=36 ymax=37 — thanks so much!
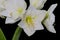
xmin=18 ymin=4 xmax=57 ymax=36
xmin=18 ymin=5 xmax=46 ymax=36
xmin=43 ymin=4 xmax=57 ymax=33
xmin=30 ymin=0 xmax=47 ymax=9
xmin=0 ymin=0 xmax=57 ymax=36
xmin=0 ymin=0 xmax=27 ymax=24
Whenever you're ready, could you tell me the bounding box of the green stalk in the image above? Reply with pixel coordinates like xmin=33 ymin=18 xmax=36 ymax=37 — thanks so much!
xmin=0 ymin=28 xmax=6 ymax=40
xmin=12 ymin=27 xmax=22 ymax=40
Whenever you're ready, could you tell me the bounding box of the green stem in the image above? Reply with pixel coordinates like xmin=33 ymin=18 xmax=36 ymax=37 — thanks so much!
xmin=12 ymin=27 xmax=22 ymax=40
xmin=0 ymin=28 xmax=6 ymax=40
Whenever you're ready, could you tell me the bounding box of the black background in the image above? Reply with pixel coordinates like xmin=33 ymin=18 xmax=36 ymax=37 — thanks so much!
xmin=0 ymin=0 xmax=59 ymax=40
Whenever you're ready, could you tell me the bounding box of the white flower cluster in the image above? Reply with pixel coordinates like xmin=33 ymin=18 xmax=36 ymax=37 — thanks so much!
xmin=0 ymin=0 xmax=57 ymax=36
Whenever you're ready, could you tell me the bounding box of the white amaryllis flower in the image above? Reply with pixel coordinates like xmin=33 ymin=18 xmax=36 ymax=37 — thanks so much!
xmin=43 ymin=4 xmax=57 ymax=33
xmin=18 ymin=6 xmax=46 ymax=36
xmin=0 ymin=0 xmax=27 ymax=24
xmin=30 ymin=0 xmax=47 ymax=9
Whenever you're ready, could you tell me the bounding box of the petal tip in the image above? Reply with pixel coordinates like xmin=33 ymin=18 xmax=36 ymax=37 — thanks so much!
xmin=50 ymin=30 xmax=56 ymax=33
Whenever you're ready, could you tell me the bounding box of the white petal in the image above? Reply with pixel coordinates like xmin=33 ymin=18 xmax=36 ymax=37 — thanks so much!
xmin=0 ymin=5 xmax=6 ymax=18
xmin=30 ymin=0 xmax=47 ymax=9
xmin=48 ymin=4 xmax=57 ymax=13
xmin=47 ymin=4 xmax=57 ymax=24
xmin=5 ymin=17 xmax=21 ymax=24
xmin=49 ymin=13 xmax=55 ymax=25
xmin=0 ymin=6 xmax=5 ymax=12
xmin=0 ymin=0 xmax=6 ymax=7
xmin=24 ymin=27 xmax=35 ymax=36
xmin=5 ymin=0 xmax=27 ymax=10
xmin=5 ymin=17 xmax=16 ymax=24
xmin=18 ymin=21 xmax=35 ymax=36
xmin=18 ymin=20 xmax=27 ymax=29
xmin=34 ymin=22 xmax=44 ymax=30
xmin=0 ymin=10 xmax=11 ymax=17
xmin=43 ymin=19 xmax=56 ymax=33
xmin=37 ymin=10 xmax=47 ymax=21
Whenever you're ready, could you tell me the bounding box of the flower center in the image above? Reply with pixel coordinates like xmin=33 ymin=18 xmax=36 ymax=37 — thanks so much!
xmin=25 ymin=16 xmax=34 ymax=26
xmin=17 ymin=8 xmax=23 ymax=14
xmin=32 ymin=0 xmax=39 ymax=7
xmin=9 ymin=8 xmax=23 ymax=19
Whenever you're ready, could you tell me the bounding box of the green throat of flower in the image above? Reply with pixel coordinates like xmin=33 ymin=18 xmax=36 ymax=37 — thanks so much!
xmin=25 ymin=16 xmax=34 ymax=26
xmin=17 ymin=8 xmax=23 ymax=14
xmin=32 ymin=0 xmax=39 ymax=7
xmin=42 ymin=12 xmax=49 ymax=22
